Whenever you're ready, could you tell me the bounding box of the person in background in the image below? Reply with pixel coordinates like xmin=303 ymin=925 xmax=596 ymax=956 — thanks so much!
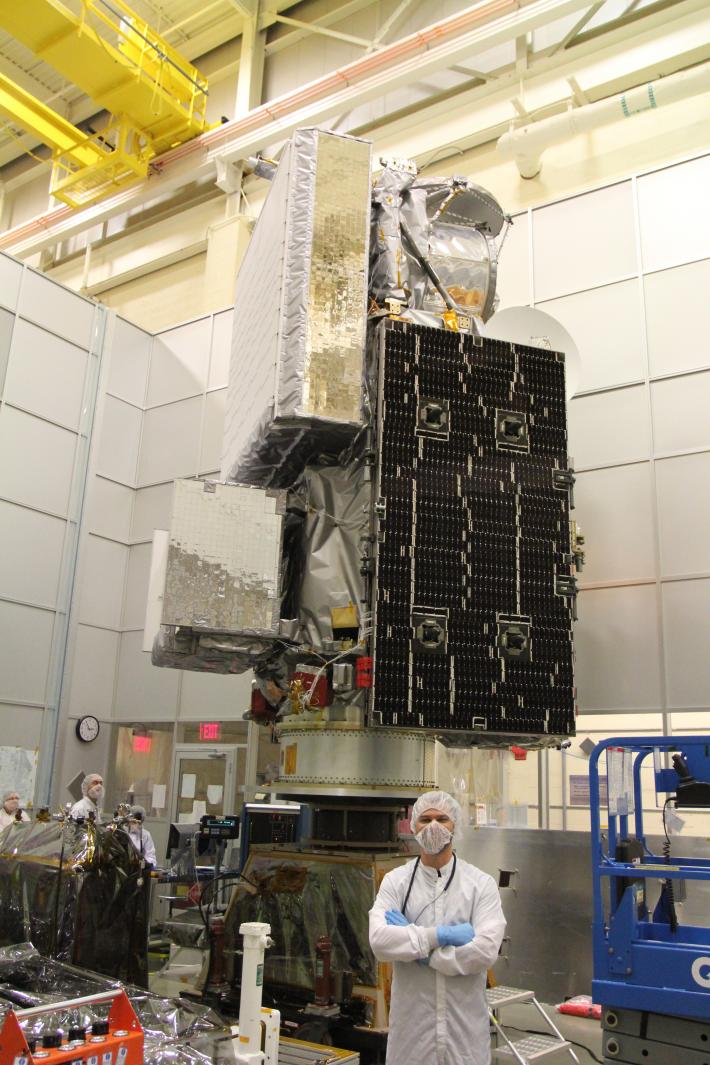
xmin=69 ymin=773 xmax=104 ymax=821
xmin=369 ymin=790 xmax=506 ymax=1065
xmin=124 ymin=805 xmax=157 ymax=867
xmin=0 ymin=790 xmax=30 ymax=829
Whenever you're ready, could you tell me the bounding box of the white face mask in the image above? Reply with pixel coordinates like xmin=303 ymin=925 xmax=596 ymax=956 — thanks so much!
xmin=415 ymin=820 xmax=453 ymax=854
xmin=88 ymin=784 xmax=104 ymax=802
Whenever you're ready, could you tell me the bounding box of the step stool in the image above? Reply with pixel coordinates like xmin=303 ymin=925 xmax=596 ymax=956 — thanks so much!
xmin=486 ymin=986 xmax=580 ymax=1065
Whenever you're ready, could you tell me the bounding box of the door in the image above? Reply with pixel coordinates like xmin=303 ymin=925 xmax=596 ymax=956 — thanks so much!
xmin=170 ymin=744 xmax=247 ymax=825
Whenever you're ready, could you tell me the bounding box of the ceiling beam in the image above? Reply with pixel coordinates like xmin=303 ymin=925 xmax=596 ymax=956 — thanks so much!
xmin=270 ymin=14 xmax=373 ymax=47
xmin=0 ymin=0 xmax=621 ymax=256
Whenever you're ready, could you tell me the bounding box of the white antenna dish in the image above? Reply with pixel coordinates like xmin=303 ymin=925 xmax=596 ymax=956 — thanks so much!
xmin=483 ymin=306 xmax=581 ymax=399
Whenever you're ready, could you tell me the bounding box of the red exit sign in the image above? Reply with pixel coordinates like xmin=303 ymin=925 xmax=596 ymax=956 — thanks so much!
xmin=200 ymin=722 xmax=221 ymax=741
xmin=133 ymin=734 xmax=152 ymax=753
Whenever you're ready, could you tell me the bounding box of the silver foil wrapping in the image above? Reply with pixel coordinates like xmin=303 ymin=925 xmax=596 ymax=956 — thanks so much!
xmin=295 ymin=460 xmax=370 ymax=648
xmin=370 ymin=167 xmax=505 ymax=323
xmin=0 ymin=944 xmax=235 ymax=1065
xmin=153 ymin=479 xmax=287 ymax=674
xmin=162 ymin=479 xmax=286 ymax=636
xmin=221 ymin=128 xmax=372 ymax=488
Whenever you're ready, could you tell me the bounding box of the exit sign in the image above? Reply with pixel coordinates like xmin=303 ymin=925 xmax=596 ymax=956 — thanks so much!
xmin=133 ymin=734 xmax=152 ymax=753
xmin=200 ymin=722 xmax=221 ymax=741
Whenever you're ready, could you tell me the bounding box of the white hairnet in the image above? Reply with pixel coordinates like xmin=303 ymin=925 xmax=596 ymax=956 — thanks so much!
xmin=2 ymin=790 xmax=19 ymax=803
xmin=81 ymin=773 xmax=102 ymax=797
xmin=130 ymin=805 xmax=146 ymax=820
xmin=410 ymin=790 xmax=460 ymax=834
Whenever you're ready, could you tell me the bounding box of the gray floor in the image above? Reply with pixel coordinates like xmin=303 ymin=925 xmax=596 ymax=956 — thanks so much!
xmin=493 ymin=1001 xmax=603 ymax=1064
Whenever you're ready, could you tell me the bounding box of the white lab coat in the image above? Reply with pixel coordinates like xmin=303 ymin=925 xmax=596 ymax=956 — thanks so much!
xmin=0 ymin=809 xmax=29 ymax=829
xmin=126 ymin=825 xmax=157 ymax=867
xmin=369 ymin=855 xmax=506 ymax=1065
xmin=69 ymin=796 xmax=101 ymax=821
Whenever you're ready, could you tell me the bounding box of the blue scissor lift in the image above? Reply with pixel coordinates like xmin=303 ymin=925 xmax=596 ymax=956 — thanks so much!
xmin=590 ymin=736 xmax=710 ymax=1063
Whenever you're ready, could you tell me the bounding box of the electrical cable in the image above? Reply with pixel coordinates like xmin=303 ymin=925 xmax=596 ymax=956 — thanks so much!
xmin=661 ymin=796 xmax=679 ymax=933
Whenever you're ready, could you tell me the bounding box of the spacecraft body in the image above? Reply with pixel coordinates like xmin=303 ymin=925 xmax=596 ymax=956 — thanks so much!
xmin=152 ymin=128 xmax=579 ymax=788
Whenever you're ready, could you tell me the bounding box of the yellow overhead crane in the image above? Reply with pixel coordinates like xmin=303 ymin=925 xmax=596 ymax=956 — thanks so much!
xmin=0 ymin=0 xmax=214 ymax=207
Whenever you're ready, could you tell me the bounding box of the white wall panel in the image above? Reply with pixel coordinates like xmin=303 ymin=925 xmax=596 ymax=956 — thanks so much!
xmin=0 ymin=601 xmax=53 ymax=704
xmin=107 ymin=317 xmax=151 ymax=407
xmin=574 ymin=584 xmax=661 ymax=710
xmin=131 ymin=482 xmax=173 ymax=541
xmin=567 ymin=386 xmax=650 ymax=469
xmin=78 ymin=535 xmax=128 ymax=629
xmin=574 ymin=464 xmax=655 ymax=583
xmin=0 ymin=254 xmax=22 ymax=312
xmin=138 ymin=396 xmax=202 ymax=485
xmin=532 ymin=182 xmax=636 ymax=301
xmin=18 ymin=270 xmax=95 ymax=350
xmin=5 ymin=320 xmax=88 ymax=429
xmin=122 ymin=541 xmax=152 ymax=630
xmin=0 ymin=501 xmax=65 ymax=606
xmin=644 ymin=259 xmax=710 ymax=379
xmin=538 ymin=280 xmax=644 ymax=393
xmin=0 ymin=405 xmax=76 ymax=515
xmin=656 ymin=453 xmax=710 ymax=576
xmin=147 ymin=317 xmax=211 ymax=406
xmin=662 ymin=578 xmax=710 ymax=707
xmin=86 ymin=476 xmax=133 ymax=543
xmin=179 ymin=669 xmax=251 ymax=720
xmin=96 ymin=395 xmax=141 ymax=486
xmin=114 ymin=630 xmax=180 ymax=720
xmin=0 ymin=706 xmax=43 ymax=750
xmin=637 ymin=156 xmax=710 ymax=272
xmin=650 ymin=371 xmax=710 ymax=454
xmin=68 ymin=624 xmax=119 ymax=719
xmin=200 ymin=389 xmax=226 ymax=474
xmin=208 ymin=310 xmax=233 ymax=390
xmin=495 ymin=212 xmax=530 ymax=309
xmin=0 ymin=307 xmax=13 ymax=395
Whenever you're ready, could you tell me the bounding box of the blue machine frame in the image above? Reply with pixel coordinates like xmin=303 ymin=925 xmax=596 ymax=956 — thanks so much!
xmin=590 ymin=735 xmax=710 ymax=1020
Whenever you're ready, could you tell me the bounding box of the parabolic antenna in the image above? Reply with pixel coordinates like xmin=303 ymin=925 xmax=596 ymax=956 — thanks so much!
xmin=483 ymin=306 xmax=581 ymax=400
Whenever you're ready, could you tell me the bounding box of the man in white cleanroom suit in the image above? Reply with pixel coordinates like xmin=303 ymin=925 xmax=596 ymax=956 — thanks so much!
xmin=69 ymin=773 xmax=104 ymax=821
xmin=0 ymin=791 xmax=30 ymax=828
xmin=369 ymin=790 xmax=506 ymax=1065
xmin=124 ymin=805 xmax=157 ymax=867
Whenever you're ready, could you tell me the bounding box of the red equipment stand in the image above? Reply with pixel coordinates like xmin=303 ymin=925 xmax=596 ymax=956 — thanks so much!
xmin=0 ymin=988 xmax=143 ymax=1064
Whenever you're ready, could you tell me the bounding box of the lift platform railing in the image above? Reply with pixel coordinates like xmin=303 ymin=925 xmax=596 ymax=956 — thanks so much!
xmin=589 ymin=735 xmax=710 ymax=1021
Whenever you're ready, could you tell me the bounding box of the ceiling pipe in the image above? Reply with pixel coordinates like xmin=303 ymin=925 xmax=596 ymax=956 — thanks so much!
xmin=497 ymin=58 xmax=710 ymax=178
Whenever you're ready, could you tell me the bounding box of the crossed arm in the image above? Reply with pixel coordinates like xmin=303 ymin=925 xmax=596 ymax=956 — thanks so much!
xmin=369 ymin=875 xmax=506 ymax=976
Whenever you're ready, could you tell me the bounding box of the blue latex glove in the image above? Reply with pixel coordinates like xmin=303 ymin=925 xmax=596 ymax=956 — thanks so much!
xmin=437 ymin=922 xmax=474 ymax=947
xmin=385 ymin=909 xmax=409 ymax=926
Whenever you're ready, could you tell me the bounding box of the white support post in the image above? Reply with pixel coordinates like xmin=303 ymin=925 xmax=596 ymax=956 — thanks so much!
xmin=235 ymin=922 xmax=273 ymax=1065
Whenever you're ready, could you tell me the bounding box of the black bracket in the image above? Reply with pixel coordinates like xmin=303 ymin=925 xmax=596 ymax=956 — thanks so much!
xmin=417 ymin=397 xmax=450 ymax=437
xmin=497 ymin=620 xmax=531 ymax=663
xmin=412 ymin=612 xmax=447 ymax=654
xmin=496 ymin=409 xmax=529 ymax=452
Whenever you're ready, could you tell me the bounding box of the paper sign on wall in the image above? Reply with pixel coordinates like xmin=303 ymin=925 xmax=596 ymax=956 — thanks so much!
xmin=206 ymin=784 xmax=223 ymax=806
xmin=151 ymin=783 xmax=166 ymax=811
xmin=180 ymin=773 xmax=196 ymax=799
xmin=192 ymin=800 xmax=207 ymax=820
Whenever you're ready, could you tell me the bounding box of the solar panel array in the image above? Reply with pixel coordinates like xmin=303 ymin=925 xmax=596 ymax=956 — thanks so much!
xmin=371 ymin=318 xmax=576 ymax=739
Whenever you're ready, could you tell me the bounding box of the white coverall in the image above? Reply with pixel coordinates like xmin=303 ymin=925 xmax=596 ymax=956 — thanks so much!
xmin=69 ymin=795 xmax=101 ymax=821
xmin=0 ymin=808 xmax=29 ymax=829
xmin=126 ymin=824 xmax=157 ymax=867
xmin=369 ymin=855 xmax=506 ymax=1065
